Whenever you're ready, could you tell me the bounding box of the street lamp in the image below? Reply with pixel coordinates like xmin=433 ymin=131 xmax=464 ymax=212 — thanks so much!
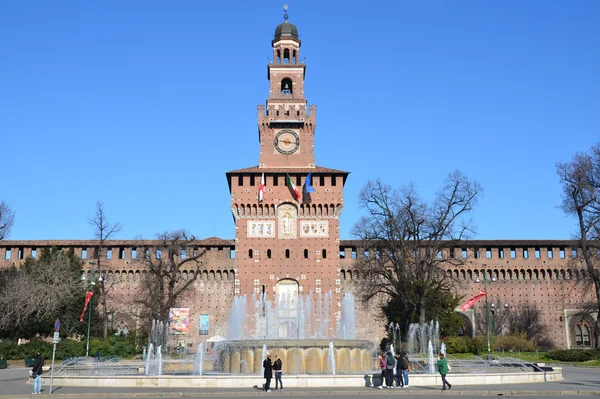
xmin=501 ymin=302 xmax=509 ymax=337
xmin=81 ymin=263 xmax=103 ymax=358
xmin=475 ymin=263 xmax=496 ymax=359
xmin=490 ymin=303 xmax=496 ymax=338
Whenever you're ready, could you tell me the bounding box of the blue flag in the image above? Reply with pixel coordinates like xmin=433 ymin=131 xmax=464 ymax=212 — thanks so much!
xmin=304 ymin=173 xmax=316 ymax=193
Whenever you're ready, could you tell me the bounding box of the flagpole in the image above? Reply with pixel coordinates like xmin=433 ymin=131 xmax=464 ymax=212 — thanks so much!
xmin=86 ymin=295 xmax=93 ymax=358
xmin=476 ymin=263 xmax=496 ymax=360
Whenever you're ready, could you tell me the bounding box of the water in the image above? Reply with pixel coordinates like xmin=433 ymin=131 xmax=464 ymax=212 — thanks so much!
xmin=427 ymin=341 xmax=435 ymax=374
xmin=261 ymin=344 xmax=267 ymax=376
xmin=406 ymin=321 xmax=440 ymax=358
xmin=440 ymin=342 xmax=446 ymax=356
xmin=227 ymin=289 xmax=350 ymax=339
xmin=328 ymin=341 xmax=336 ymax=375
xmin=194 ymin=343 xmax=204 ymax=375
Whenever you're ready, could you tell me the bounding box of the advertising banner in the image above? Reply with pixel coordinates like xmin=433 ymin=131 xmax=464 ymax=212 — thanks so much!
xmin=169 ymin=308 xmax=190 ymax=335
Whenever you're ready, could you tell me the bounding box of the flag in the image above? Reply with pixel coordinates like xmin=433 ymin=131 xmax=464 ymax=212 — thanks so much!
xmin=259 ymin=173 xmax=265 ymax=202
xmin=286 ymin=173 xmax=301 ymax=201
xmin=460 ymin=289 xmax=487 ymax=311
xmin=304 ymin=173 xmax=316 ymax=194
xmin=79 ymin=290 xmax=94 ymax=322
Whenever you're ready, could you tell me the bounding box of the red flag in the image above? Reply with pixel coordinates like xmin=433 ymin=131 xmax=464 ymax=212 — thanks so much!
xmin=460 ymin=289 xmax=487 ymax=311
xmin=79 ymin=290 xmax=94 ymax=322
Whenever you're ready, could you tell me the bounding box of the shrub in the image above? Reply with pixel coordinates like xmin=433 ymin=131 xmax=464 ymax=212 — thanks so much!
xmin=545 ymin=349 xmax=600 ymax=362
xmin=494 ymin=333 xmax=538 ymax=352
xmin=470 ymin=336 xmax=489 ymax=355
xmin=0 ymin=340 xmax=19 ymax=360
xmin=442 ymin=336 xmax=471 ymax=354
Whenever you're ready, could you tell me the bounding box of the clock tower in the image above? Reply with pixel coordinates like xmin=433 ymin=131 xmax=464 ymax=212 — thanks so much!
xmin=226 ymin=12 xmax=349 ymax=339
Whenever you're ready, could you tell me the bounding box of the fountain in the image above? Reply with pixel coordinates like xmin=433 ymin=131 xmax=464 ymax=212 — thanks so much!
xmin=215 ymin=290 xmax=376 ymax=374
xmin=194 ymin=343 xmax=204 ymax=375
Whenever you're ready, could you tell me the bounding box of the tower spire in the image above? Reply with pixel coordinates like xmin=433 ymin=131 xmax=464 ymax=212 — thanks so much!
xmin=283 ymin=4 xmax=289 ymax=22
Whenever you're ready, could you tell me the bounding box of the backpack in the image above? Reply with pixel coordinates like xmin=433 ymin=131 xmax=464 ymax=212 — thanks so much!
xmin=386 ymin=353 xmax=394 ymax=368
xmin=401 ymin=356 xmax=409 ymax=370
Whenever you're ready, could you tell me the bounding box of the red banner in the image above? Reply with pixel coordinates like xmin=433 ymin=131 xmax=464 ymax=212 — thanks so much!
xmin=460 ymin=289 xmax=487 ymax=311
xmin=79 ymin=290 xmax=94 ymax=322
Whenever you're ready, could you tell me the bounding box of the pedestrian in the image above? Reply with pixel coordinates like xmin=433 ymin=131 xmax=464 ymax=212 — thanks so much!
xmin=263 ymin=353 xmax=273 ymax=392
xmin=376 ymin=353 xmax=385 ymax=389
xmin=273 ymin=354 xmax=283 ymax=391
xmin=31 ymin=352 xmax=44 ymax=395
xmin=398 ymin=352 xmax=411 ymax=388
xmin=436 ymin=353 xmax=451 ymax=390
xmin=385 ymin=350 xmax=395 ymax=388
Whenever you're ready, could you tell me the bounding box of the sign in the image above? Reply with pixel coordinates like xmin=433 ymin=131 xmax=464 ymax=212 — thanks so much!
xmin=55 ymin=319 xmax=61 ymax=332
xmin=53 ymin=332 xmax=59 ymax=344
xmin=169 ymin=308 xmax=190 ymax=335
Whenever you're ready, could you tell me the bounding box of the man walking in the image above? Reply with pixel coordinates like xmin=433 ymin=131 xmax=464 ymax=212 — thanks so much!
xmin=273 ymin=355 xmax=283 ymax=391
xmin=436 ymin=353 xmax=451 ymax=390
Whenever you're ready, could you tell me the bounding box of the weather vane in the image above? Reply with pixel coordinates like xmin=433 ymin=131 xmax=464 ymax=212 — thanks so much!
xmin=283 ymin=4 xmax=289 ymax=21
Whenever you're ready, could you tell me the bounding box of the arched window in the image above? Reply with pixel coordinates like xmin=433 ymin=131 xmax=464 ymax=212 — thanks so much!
xmin=322 ymin=249 xmax=327 ymax=259
xmin=304 ymin=249 xmax=308 ymax=259
xmin=248 ymin=249 xmax=253 ymax=259
xmin=285 ymin=249 xmax=290 ymax=259
xmin=267 ymin=249 xmax=272 ymax=259
xmin=576 ymin=323 xmax=591 ymax=346
xmin=281 ymin=78 xmax=293 ymax=95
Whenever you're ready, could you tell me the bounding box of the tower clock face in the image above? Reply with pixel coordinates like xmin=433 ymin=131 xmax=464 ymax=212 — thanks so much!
xmin=274 ymin=130 xmax=300 ymax=154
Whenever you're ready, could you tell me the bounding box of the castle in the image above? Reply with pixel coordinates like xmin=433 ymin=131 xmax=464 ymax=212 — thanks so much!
xmin=0 ymin=16 xmax=594 ymax=350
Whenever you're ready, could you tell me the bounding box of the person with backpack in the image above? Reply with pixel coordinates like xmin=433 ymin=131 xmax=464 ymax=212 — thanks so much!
xmin=273 ymin=354 xmax=283 ymax=391
xmin=385 ymin=350 xmax=395 ymax=388
xmin=397 ymin=352 xmax=411 ymax=388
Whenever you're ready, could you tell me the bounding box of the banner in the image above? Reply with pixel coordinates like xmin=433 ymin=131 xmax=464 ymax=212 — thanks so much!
xmin=79 ymin=290 xmax=94 ymax=322
xmin=460 ymin=289 xmax=487 ymax=311
xmin=199 ymin=314 xmax=209 ymax=335
xmin=169 ymin=308 xmax=190 ymax=335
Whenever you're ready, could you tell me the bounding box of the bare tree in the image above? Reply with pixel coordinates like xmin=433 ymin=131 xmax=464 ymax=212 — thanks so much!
xmin=0 ymin=201 xmax=15 ymax=240
xmin=557 ymin=141 xmax=600 ymax=347
xmin=131 ymin=230 xmax=206 ymax=331
xmin=351 ymin=171 xmax=483 ymax=334
xmin=88 ymin=201 xmax=122 ymax=338
xmin=0 ymin=248 xmax=85 ymax=337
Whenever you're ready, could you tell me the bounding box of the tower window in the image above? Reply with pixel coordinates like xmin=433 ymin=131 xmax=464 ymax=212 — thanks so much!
xmin=304 ymin=249 xmax=308 ymax=259
xmin=248 ymin=249 xmax=253 ymax=259
xmin=320 ymin=175 xmax=325 ymax=186
xmin=250 ymin=176 xmax=255 ymax=186
xmin=267 ymin=249 xmax=272 ymax=259
xmin=273 ymin=175 xmax=278 ymax=186
xmin=285 ymin=249 xmax=290 ymax=259
xmin=281 ymin=78 xmax=293 ymax=95
xmin=283 ymin=48 xmax=290 ymax=64
xmin=238 ymin=176 xmax=243 ymax=186
xmin=331 ymin=176 xmax=337 ymax=186
xmin=322 ymin=249 xmax=327 ymax=259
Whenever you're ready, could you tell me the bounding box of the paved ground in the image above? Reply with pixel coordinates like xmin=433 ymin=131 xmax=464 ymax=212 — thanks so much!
xmin=2 ymin=366 xmax=600 ymax=398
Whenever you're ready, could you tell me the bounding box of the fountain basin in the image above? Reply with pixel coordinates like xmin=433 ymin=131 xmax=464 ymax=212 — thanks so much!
xmin=216 ymin=339 xmax=377 ymax=374
xmin=46 ymin=368 xmax=563 ymax=388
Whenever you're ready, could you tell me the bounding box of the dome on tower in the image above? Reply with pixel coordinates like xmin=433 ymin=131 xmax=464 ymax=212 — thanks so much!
xmin=274 ymin=21 xmax=299 ymax=41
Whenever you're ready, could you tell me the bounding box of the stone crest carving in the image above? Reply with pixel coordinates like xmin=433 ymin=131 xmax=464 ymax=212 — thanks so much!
xmin=247 ymin=221 xmax=275 ymax=238
xmin=278 ymin=204 xmax=297 ymax=239
xmin=300 ymin=220 xmax=329 ymax=237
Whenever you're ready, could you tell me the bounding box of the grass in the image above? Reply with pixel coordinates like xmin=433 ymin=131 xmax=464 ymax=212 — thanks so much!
xmin=449 ymin=351 xmax=600 ymax=366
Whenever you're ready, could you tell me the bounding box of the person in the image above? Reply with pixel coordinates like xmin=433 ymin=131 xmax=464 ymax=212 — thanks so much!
xmin=263 ymin=353 xmax=273 ymax=392
xmin=393 ymin=352 xmax=403 ymax=388
xmin=273 ymin=354 xmax=283 ymax=391
xmin=376 ymin=353 xmax=385 ymax=389
xmin=31 ymin=352 xmax=44 ymax=395
xmin=397 ymin=352 xmax=410 ymax=388
xmin=385 ymin=350 xmax=395 ymax=388
xmin=437 ymin=353 xmax=451 ymax=390
xmin=93 ymin=350 xmax=101 ymax=362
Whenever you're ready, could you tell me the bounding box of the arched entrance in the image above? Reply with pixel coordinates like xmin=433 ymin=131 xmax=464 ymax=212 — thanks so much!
xmin=276 ymin=279 xmax=299 ymax=338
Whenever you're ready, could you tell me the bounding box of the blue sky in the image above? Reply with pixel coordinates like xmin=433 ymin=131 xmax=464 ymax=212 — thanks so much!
xmin=1 ymin=1 xmax=599 ymax=241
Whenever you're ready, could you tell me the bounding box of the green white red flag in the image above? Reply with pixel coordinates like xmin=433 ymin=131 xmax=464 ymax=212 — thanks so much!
xmin=286 ymin=173 xmax=301 ymax=201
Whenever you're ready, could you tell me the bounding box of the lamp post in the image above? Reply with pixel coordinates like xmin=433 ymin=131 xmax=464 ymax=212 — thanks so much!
xmin=476 ymin=263 xmax=496 ymax=359
xmin=501 ymin=302 xmax=509 ymax=337
xmin=81 ymin=263 xmax=103 ymax=358
xmin=491 ymin=303 xmax=496 ymax=338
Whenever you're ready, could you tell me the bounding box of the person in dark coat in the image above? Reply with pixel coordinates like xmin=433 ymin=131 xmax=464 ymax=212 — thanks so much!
xmin=263 ymin=353 xmax=273 ymax=392
xmin=437 ymin=353 xmax=451 ymax=390
xmin=31 ymin=352 xmax=44 ymax=394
